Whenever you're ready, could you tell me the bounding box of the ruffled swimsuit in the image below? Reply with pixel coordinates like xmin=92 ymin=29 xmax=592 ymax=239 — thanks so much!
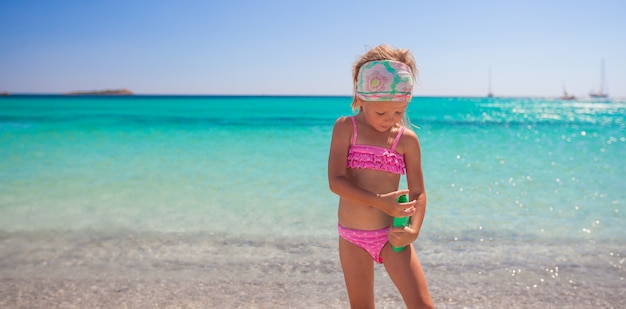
xmin=346 ymin=116 xmax=406 ymax=174
xmin=339 ymin=116 xmax=406 ymax=263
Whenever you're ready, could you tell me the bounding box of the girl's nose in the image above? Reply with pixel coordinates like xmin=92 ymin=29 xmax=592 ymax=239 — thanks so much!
xmin=389 ymin=114 xmax=401 ymax=122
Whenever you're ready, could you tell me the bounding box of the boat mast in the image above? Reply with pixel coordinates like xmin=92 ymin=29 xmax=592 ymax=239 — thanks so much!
xmin=599 ymin=58 xmax=605 ymax=95
xmin=590 ymin=59 xmax=608 ymax=98
xmin=487 ymin=67 xmax=493 ymax=97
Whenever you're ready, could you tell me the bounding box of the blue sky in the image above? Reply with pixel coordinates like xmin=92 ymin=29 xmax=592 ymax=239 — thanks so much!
xmin=1 ymin=0 xmax=624 ymax=97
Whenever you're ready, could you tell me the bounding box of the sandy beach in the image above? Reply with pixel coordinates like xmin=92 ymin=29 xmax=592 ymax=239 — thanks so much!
xmin=1 ymin=230 xmax=623 ymax=308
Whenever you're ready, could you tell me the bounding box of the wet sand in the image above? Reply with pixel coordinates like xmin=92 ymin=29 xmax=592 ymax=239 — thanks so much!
xmin=1 ymin=230 xmax=623 ymax=308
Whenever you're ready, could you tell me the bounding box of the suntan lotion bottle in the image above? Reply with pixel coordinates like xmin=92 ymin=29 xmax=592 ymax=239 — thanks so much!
xmin=391 ymin=194 xmax=410 ymax=252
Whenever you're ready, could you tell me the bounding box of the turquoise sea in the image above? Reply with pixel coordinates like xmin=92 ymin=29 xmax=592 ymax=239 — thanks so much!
xmin=1 ymin=95 xmax=624 ymax=308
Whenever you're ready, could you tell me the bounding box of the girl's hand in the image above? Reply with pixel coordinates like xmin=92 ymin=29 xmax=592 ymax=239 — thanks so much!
xmin=378 ymin=190 xmax=417 ymax=217
xmin=388 ymin=225 xmax=419 ymax=249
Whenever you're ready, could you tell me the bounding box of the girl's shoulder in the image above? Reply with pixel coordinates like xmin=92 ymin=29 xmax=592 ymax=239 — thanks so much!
xmin=397 ymin=125 xmax=421 ymax=150
xmin=331 ymin=116 xmax=355 ymax=140
xmin=399 ymin=124 xmax=418 ymax=140
xmin=333 ymin=116 xmax=354 ymax=130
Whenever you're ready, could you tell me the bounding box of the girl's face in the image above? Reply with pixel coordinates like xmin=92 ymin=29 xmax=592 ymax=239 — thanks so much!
xmin=359 ymin=99 xmax=408 ymax=132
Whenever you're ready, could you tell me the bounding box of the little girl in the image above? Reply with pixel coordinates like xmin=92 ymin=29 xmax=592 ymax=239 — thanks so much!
xmin=328 ymin=44 xmax=434 ymax=308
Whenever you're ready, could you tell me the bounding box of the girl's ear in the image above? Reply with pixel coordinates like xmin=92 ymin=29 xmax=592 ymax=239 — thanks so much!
xmin=355 ymin=98 xmax=364 ymax=111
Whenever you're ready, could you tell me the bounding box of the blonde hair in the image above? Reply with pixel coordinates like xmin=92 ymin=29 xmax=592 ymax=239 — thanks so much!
xmin=352 ymin=44 xmax=418 ymax=111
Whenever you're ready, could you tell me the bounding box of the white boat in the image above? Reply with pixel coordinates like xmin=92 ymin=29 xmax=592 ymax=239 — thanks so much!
xmin=589 ymin=59 xmax=609 ymax=98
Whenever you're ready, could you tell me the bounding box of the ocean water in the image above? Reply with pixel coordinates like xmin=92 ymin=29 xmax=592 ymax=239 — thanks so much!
xmin=1 ymin=95 xmax=624 ymax=308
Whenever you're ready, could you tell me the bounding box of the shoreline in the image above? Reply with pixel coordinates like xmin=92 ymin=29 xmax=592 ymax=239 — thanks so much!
xmin=1 ymin=230 xmax=623 ymax=308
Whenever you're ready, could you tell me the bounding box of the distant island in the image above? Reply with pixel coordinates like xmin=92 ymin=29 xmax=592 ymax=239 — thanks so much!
xmin=65 ymin=88 xmax=133 ymax=96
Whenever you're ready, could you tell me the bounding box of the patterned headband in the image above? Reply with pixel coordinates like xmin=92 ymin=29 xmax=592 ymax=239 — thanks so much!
xmin=356 ymin=60 xmax=414 ymax=102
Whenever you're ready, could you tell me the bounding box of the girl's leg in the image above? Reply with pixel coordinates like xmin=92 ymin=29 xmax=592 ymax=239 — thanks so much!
xmin=339 ymin=237 xmax=376 ymax=309
xmin=381 ymin=243 xmax=434 ymax=309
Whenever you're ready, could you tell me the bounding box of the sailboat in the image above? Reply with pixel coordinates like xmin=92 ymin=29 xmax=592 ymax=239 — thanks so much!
xmin=560 ymin=81 xmax=576 ymax=100
xmin=589 ymin=59 xmax=609 ymax=98
xmin=487 ymin=68 xmax=493 ymax=98
xmin=560 ymin=88 xmax=576 ymax=100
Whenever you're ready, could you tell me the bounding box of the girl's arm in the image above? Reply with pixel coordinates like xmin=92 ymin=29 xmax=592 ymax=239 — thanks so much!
xmin=388 ymin=129 xmax=426 ymax=249
xmin=327 ymin=117 xmax=414 ymax=216
xmin=403 ymin=130 xmax=427 ymax=237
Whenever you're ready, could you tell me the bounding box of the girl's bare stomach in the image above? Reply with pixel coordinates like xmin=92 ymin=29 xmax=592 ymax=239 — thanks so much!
xmin=338 ymin=169 xmax=400 ymax=230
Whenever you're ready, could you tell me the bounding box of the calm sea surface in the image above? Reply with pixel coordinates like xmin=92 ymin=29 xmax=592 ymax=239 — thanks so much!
xmin=1 ymin=95 xmax=624 ymax=307
xmin=1 ymin=95 xmax=623 ymax=241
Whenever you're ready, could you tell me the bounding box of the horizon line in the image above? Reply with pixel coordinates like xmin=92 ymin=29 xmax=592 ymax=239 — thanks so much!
xmin=2 ymin=93 xmax=622 ymax=99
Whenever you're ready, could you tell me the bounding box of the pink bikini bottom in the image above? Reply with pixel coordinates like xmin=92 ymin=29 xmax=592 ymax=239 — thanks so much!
xmin=338 ymin=223 xmax=390 ymax=264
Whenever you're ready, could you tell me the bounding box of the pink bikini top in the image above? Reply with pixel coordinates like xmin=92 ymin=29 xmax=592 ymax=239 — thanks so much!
xmin=347 ymin=116 xmax=406 ymax=174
